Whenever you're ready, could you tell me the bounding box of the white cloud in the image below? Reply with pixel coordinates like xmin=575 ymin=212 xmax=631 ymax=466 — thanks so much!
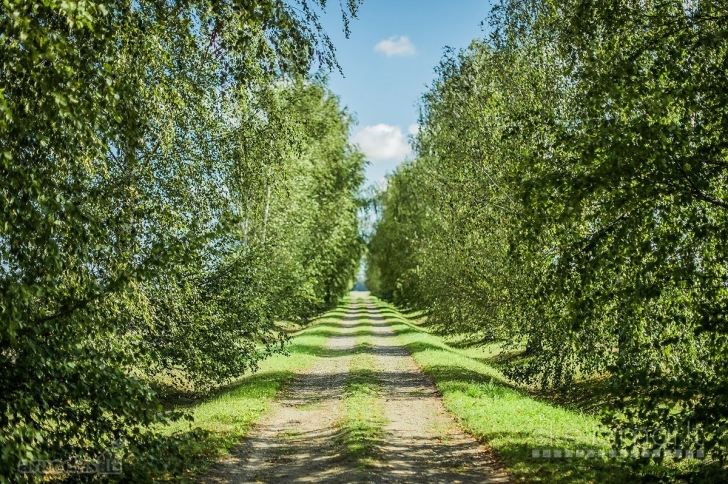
xmin=374 ymin=36 xmax=416 ymax=57
xmin=352 ymin=124 xmax=411 ymax=163
xmin=408 ymin=123 xmax=419 ymax=136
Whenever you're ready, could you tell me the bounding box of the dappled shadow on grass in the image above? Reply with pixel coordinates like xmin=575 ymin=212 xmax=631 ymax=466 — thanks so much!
xmin=124 ymin=368 xmax=303 ymax=482
xmin=450 ymin=343 xmax=619 ymax=416
xmin=389 ymin=349 xmax=631 ymax=482
xmin=447 ymin=336 xmax=501 ymax=349
xmin=381 ymin=308 xmax=616 ymax=416
xmin=129 ymin=306 xmax=359 ymax=481
xmin=373 ymin=304 xmax=428 ymax=319
xmin=300 ymin=324 xmax=418 ymax=340
xmin=422 ymin=362 xmax=516 ymax=393
xmin=162 ymin=369 xmax=297 ymax=409
xmin=138 ymin=299 xmax=728 ymax=484
xmin=152 ymin=307 xmax=356 ymax=406
xmin=310 ymin=311 xmax=348 ymax=322
xmin=202 ymin=357 xmax=511 ymax=484
xmin=372 ymin=299 xmax=728 ymax=484
xmin=138 ymin=301 xmax=423 ymax=482
xmin=533 ymin=377 xmax=616 ymax=415
xmin=201 ymin=422 xmax=512 ymax=484
xmin=153 ymin=350 xmax=318 ymax=408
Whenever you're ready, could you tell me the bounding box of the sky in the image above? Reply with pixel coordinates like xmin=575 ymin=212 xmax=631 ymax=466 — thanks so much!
xmin=317 ymin=0 xmax=494 ymax=187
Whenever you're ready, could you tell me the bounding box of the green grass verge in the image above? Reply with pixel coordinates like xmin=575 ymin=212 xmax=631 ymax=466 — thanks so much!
xmin=336 ymin=299 xmax=387 ymax=467
xmin=370 ymin=297 xmax=724 ymax=484
xmin=147 ymin=302 xmax=349 ymax=481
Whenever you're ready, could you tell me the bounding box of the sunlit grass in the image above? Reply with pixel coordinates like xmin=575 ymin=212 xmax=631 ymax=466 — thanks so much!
xmin=147 ymin=303 xmax=348 ymax=480
xmin=371 ymin=297 xmax=714 ymax=483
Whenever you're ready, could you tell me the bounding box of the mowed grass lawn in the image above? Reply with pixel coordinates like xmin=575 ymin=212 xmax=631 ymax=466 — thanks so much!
xmin=371 ymin=297 xmax=723 ymax=484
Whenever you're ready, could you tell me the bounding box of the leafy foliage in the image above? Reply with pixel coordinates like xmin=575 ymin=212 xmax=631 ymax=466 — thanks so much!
xmin=368 ymin=0 xmax=728 ymax=464
xmin=1 ymin=1 xmax=364 ymax=481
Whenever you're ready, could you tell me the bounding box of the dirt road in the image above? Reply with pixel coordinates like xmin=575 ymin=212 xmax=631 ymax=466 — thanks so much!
xmin=203 ymin=293 xmax=510 ymax=483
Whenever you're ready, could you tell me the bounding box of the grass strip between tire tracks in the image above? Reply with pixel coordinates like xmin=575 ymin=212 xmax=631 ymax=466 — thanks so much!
xmin=336 ymin=297 xmax=388 ymax=468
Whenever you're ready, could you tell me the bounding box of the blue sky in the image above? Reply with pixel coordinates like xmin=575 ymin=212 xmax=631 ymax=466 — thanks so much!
xmin=318 ymin=0 xmax=494 ymax=187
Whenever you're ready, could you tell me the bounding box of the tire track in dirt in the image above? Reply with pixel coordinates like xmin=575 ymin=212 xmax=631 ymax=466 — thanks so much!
xmin=364 ymin=298 xmax=510 ymax=483
xmin=202 ymin=303 xmax=363 ymax=483
xmin=202 ymin=294 xmax=510 ymax=483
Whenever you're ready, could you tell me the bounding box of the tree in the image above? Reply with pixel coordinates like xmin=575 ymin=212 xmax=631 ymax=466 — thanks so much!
xmin=368 ymin=0 xmax=728 ymax=461
xmin=1 ymin=1 xmax=364 ymax=480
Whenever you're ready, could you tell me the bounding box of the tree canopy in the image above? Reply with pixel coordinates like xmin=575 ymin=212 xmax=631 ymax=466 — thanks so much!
xmin=368 ymin=0 xmax=728 ymax=461
xmin=1 ymin=1 xmax=365 ymax=480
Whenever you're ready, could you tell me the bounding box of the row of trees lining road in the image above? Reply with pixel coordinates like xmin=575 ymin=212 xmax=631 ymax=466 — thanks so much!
xmin=367 ymin=0 xmax=728 ymax=463
xmin=1 ymin=1 xmax=365 ymax=480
